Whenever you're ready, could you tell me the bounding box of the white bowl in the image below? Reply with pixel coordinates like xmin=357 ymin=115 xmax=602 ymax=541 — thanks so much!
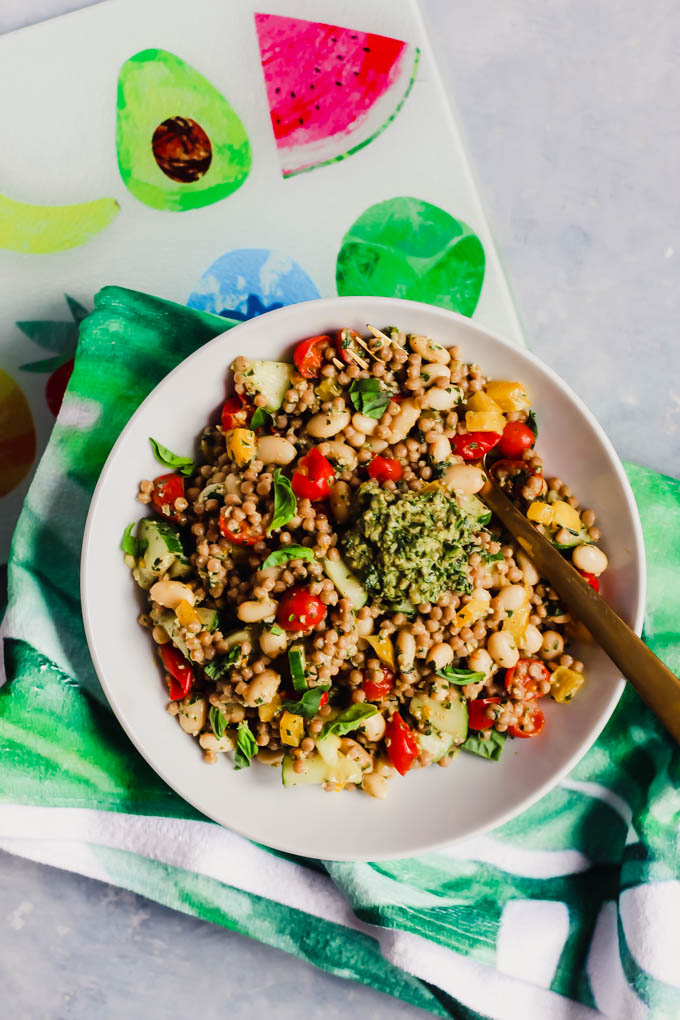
xmin=81 ymin=296 xmax=645 ymax=861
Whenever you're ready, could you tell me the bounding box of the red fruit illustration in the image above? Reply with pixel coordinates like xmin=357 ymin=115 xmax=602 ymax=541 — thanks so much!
xmin=17 ymin=294 xmax=88 ymax=416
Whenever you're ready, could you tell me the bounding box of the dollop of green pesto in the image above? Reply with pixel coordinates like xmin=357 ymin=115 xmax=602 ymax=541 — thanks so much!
xmin=341 ymin=481 xmax=482 ymax=609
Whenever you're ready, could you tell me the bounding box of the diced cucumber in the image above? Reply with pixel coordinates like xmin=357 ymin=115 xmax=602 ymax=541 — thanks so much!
xmin=149 ymin=606 xmax=190 ymax=659
xmin=323 ymin=555 xmax=367 ymax=609
xmin=197 ymin=607 xmax=218 ymax=631
xmin=240 ymin=359 xmax=293 ymax=413
xmin=132 ymin=518 xmax=185 ymax=590
xmin=282 ymin=751 xmax=328 ymax=787
xmin=551 ymin=526 xmax=593 ymax=551
xmin=458 ymin=493 xmax=492 ymax=526
xmin=416 ymin=728 xmax=454 ymax=762
xmin=410 ymin=691 xmax=468 ymax=743
xmin=197 ymin=482 xmax=225 ymax=505
xmin=169 ymin=557 xmax=191 ymax=579
xmin=316 ymin=732 xmax=341 ymax=766
xmin=221 ymin=628 xmax=253 ymax=651
xmin=288 ymin=644 xmax=307 ymax=691
xmin=330 ymin=754 xmax=363 ymax=785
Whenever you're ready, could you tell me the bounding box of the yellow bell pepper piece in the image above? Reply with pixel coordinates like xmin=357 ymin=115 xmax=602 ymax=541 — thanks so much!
xmin=502 ymin=603 xmax=531 ymax=644
xmin=175 ymin=599 xmax=201 ymax=628
xmin=363 ymin=633 xmax=396 ymax=671
xmin=527 ymin=500 xmax=553 ymax=525
xmin=258 ymin=693 xmax=282 ymax=722
xmin=279 ymin=711 xmax=304 ymax=747
xmin=484 ymin=381 xmax=530 ymax=412
xmin=550 ymin=666 xmax=585 ymax=703
xmin=225 ymin=427 xmax=256 ymax=467
xmin=552 ymin=500 xmax=581 ymax=531
xmin=465 ymin=410 xmax=507 ymax=434
xmin=455 ymin=593 xmax=491 ymax=629
xmin=466 ymin=391 xmax=502 ymax=414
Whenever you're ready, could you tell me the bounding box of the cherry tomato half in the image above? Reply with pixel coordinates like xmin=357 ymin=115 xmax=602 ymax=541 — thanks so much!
xmin=505 ymin=658 xmax=550 ymax=700
xmin=579 ymin=570 xmax=600 ymax=593
xmin=151 ymin=473 xmax=185 ymax=521
xmin=335 ymin=327 xmax=363 ymax=365
xmin=291 ymin=447 xmax=335 ymax=501
xmin=384 ymin=712 xmax=419 ymax=775
xmin=277 ymin=586 xmax=327 ymax=633
xmin=218 ymin=507 xmax=264 ymax=546
xmin=294 ymin=335 xmax=330 ymax=378
xmin=508 ymin=702 xmax=545 ymax=739
xmin=363 ymin=666 xmax=395 ymax=701
xmin=497 ymin=421 xmax=535 ymax=459
xmin=368 ymin=456 xmax=403 ymax=484
xmin=450 ymin=431 xmax=502 ymax=461
xmin=221 ymin=393 xmax=251 ymax=431
xmin=160 ymin=644 xmax=195 ymax=701
xmin=467 ymin=697 xmax=501 ymax=730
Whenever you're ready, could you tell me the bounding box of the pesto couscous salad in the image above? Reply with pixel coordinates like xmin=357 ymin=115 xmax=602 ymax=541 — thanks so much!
xmin=121 ymin=326 xmax=608 ymax=797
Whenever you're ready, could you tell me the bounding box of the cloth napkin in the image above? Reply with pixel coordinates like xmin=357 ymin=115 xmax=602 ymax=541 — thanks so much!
xmin=2 ymin=285 xmax=679 ymax=1020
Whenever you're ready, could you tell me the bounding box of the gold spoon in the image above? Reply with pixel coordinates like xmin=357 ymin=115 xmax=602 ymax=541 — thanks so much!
xmin=480 ymin=462 xmax=680 ymax=743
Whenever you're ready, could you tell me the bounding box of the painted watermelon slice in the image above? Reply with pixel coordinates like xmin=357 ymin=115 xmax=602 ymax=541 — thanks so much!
xmin=254 ymin=13 xmax=419 ymax=177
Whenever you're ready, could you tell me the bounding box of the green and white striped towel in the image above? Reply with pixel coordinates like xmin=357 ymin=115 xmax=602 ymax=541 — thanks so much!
xmin=1 ymin=286 xmax=679 ymax=1020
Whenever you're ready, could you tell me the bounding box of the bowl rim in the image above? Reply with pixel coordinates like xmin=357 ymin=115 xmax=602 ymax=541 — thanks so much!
xmin=81 ymin=295 xmax=646 ymax=860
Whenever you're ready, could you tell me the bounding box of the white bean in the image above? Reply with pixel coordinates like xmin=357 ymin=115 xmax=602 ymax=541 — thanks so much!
xmin=516 ymin=549 xmax=540 ymax=586
xmin=429 ymin=436 xmax=451 ymax=463
xmin=351 ymin=412 xmax=378 ymax=436
xmin=256 ymin=435 xmax=296 ymax=465
xmin=422 ymin=386 xmax=460 ymax=411
xmin=443 ymin=464 xmax=486 ymax=494
xmin=573 ymin=544 xmax=608 ymax=576
xmin=396 ymin=627 xmax=416 ymax=672
xmin=225 ymin=473 xmax=241 ymax=495
xmin=257 ymin=747 xmax=285 ymax=765
xmin=178 ymin=696 xmax=207 ymax=735
xmin=362 ymin=772 xmax=389 ymax=799
xmin=150 ymin=579 xmax=196 ymax=610
xmin=237 ymin=598 xmax=277 ymax=623
xmin=199 ymin=731 xmax=235 ymax=753
xmin=259 ymin=628 xmax=288 ymax=657
xmin=541 ymin=630 xmax=564 ymax=660
xmin=426 ymin=642 xmax=454 ymax=670
xmin=320 ymin=441 xmax=358 ymax=471
xmin=487 ymin=631 xmax=520 ymax=669
xmin=356 ymin=616 xmax=374 ymax=638
xmin=329 ymin=480 xmax=352 ymax=524
xmin=491 ymin=584 xmax=527 ymax=615
xmin=419 ymin=363 xmax=451 ymax=385
xmin=410 ymin=334 xmax=451 ymax=364
xmin=386 ymin=398 xmax=420 ymax=443
xmin=339 ymin=737 xmax=372 ymax=770
xmin=306 ymin=410 xmax=350 ymax=439
xmin=520 ymin=624 xmax=543 ymax=655
xmin=467 ymin=648 xmax=493 ymax=677
xmin=359 ymin=712 xmax=386 ymax=742
xmin=243 ymin=669 xmax=281 ymax=707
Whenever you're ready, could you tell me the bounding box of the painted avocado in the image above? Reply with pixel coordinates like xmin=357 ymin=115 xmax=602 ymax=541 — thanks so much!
xmin=116 ymin=49 xmax=251 ymax=212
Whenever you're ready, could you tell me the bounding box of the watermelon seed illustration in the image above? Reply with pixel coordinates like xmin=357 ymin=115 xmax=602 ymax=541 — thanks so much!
xmin=254 ymin=13 xmax=419 ymax=177
xmin=18 ymin=294 xmax=89 ymax=416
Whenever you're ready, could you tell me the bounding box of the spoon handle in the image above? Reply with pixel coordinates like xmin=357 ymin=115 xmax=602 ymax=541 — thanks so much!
xmin=481 ymin=478 xmax=680 ymax=744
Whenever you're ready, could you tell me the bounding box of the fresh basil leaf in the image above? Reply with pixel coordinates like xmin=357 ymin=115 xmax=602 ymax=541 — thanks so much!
xmin=250 ymin=407 xmax=273 ymax=430
xmin=262 ymin=545 xmax=314 ymax=569
xmin=149 ymin=437 xmax=196 ymax=477
xmin=527 ymin=410 xmax=538 ymax=437
xmin=483 ymin=550 xmax=505 ymax=563
xmin=348 ymin=379 xmax=392 ymax=420
xmin=320 ymin=703 xmax=377 ymax=738
xmin=268 ymin=469 xmax=297 ymax=533
xmin=120 ymin=523 xmax=139 ymax=558
xmin=204 ymin=644 xmax=241 ymax=680
xmin=462 ymin=730 xmax=506 ymax=761
xmin=283 ymin=685 xmax=330 ymax=719
xmin=233 ymin=721 xmax=258 ymax=770
xmin=209 ymin=706 xmax=228 ymax=739
xmin=269 ymin=624 xmax=284 ymax=636
xmin=436 ymin=666 xmax=486 ymax=685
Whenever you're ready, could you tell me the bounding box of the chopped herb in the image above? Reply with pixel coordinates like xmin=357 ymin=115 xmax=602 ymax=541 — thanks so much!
xmin=282 ymin=685 xmax=329 ymax=719
xmin=262 ymin=545 xmax=314 ymax=568
xmin=233 ymin=721 xmax=258 ymax=770
xmin=250 ymin=407 xmax=273 ymax=430
xmin=268 ymin=469 xmax=297 ymax=533
xmin=209 ymin=706 xmax=228 ymax=739
xmin=462 ymin=730 xmax=506 ymax=761
xmin=120 ymin=523 xmax=139 ymax=558
xmin=149 ymin=437 xmax=196 ymax=477
xmin=320 ymin=703 xmax=377 ymax=739
xmin=269 ymin=624 xmax=284 ymax=636
xmin=483 ymin=550 xmax=505 ymax=563
xmin=204 ymin=644 xmax=241 ymax=680
xmin=527 ymin=410 xmax=538 ymax=437
xmin=348 ymin=378 xmax=392 ymax=420
xmin=435 ymin=666 xmax=486 ymax=685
